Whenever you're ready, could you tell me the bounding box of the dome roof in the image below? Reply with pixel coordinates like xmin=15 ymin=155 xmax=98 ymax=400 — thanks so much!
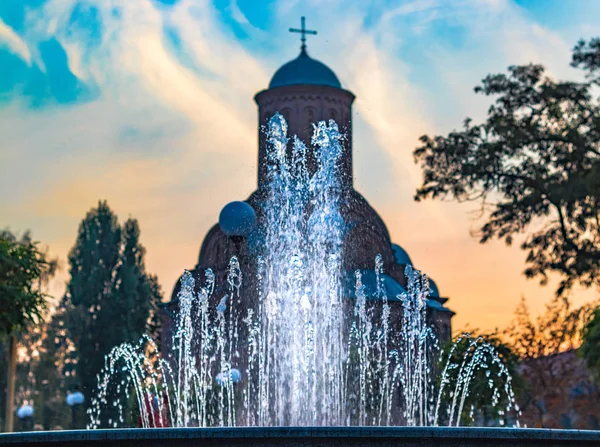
xmin=429 ymin=279 xmax=440 ymax=298
xmin=426 ymin=298 xmax=453 ymax=313
xmin=269 ymin=49 xmax=341 ymax=89
xmin=392 ymin=244 xmax=413 ymax=266
xmin=343 ymin=270 xmax=405 ymax=302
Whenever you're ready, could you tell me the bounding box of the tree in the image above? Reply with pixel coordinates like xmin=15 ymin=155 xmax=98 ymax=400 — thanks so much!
xmin=113 ymin=219 xmax=162 ymax=345
xmin=414 ymin=38 xmax=600 ymax=296
xmin=65 ymin=201 xmax=162 ymax=422
xmin=0 ymin=294 xmax=87 ymax=431
xmin=145 ymin=275 xmax=163 ymax=346
xmin=572 ymin=38 xmax=600 ymax=84
xmin=581 ymin=305 xmax=600 ymax=379
xmin=437 ymin=332 xmax=523 ymax=427
xmin=0 ymin=299 xmax=75 ymax=432
xmin=504 ymin=296 xmax=596 ymax=428
xmin=506 ymin=297 xmax=591 ymax=360
xmin=571 ymin=36 xmax=600 ymax=381
xmin=66 ymin=202 xmax=121 ymax=400
xmin=30 ymin=296 xmax=79 ymax=430
xmin=0 ymin=230 xmax=56 ymax=432
xmin=0 ymin=231 xmax=56 ymax=338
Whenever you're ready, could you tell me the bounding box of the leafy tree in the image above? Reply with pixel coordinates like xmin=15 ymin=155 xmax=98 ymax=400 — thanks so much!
xmin=414 ymin=38 xmax=600 ymax=296
xmin=504 ymin=296 xmax=595 ymax=428
xmin=1 ymin=305 xmax=73 ymax=431
xmin=573 ymin=39 xmax=600 ymax=380
xmin=0 ymin=230 xmax=56 ymax=432
xmin=32 ymin=296 xmax=79 ymax=429
xmin=506 ymin=296 xmax=593 ymax=359
xmin=0 ymin=231 xmax=56 ymax=338
xmin=581 ymin=305 xmax=600 ymax=379
xmin=0 ymin=296 xmax=84 ymax=431
xmin=65 ymin=201 xmax=162 ymax=420
xmin=437 ymin=332 xmax=523 ymax=427
xmin=572 ymin=38 xmax=600 ymax=83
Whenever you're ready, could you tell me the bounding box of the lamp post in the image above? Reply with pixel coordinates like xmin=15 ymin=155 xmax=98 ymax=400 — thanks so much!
xmin=16 ymin=403 xmax=34 ymax=431
xmin=218 ymin=201 xmax=257 ymax=259
xmin=66 ymin=391 xmax=85 ymax=429
xmin=216 ymin=368 xmax=242 ymax=387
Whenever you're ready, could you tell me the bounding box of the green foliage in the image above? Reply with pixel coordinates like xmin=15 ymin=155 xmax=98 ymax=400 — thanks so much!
xmin=1 ymin=294 xmax=104 ymax=431
xmin=506 ymin=296 xmax=592 ymax=360
xmin=414 ymin=38 xmax=600 ymax=296
xmin=65 ymin=201 xmax=163 ymax=413
xmin=0 ymin=231 xmax=57 ymax=339
xmin=32 ymin=296 xmax=80 ymax=429
xmin=581 ymin=306 xmax=600 ymax=379
xmin=0 ymin=230 xmax=61 ymax=430
xmin=437 ymin=333 xmax=523 ymax=427
xmin=66 ymin=201 xmax=121 ymax=398
xmin=503 ymin=296 xmax=595 ymax=427
xmin=145 ymin=275 xmax=163 ymax=346
xmin=572 ymin=38 xmax=600 ymax=82
xmin=4 ymin=297 xmax=76 ymax=431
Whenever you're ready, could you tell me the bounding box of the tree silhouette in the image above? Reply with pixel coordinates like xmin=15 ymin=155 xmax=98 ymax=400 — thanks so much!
xmin=65 ymin=201 xmax=162 ymax=425
xmin=414 ymin=38 xmax=600 ymax=296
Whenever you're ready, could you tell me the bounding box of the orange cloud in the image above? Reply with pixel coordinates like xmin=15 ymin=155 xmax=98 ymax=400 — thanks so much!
xmin=2 ymin=0 xmax=599 ymax=334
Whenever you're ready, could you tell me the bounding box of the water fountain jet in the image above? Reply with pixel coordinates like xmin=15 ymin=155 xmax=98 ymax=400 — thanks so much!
xmin=84 ymin=115 xmax=520 ymax=430
xmin=3 ymin=115 xmax=598 ymax=447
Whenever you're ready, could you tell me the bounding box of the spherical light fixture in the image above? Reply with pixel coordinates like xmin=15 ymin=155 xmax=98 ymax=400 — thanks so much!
xmin=216 ymin=368 xmax=242 ymax=386
xmin=16 ymin=404 xmax=34 ymax=419
xmin=66 ymin=391 xmax=85 ymax=407
xmin=219 ymin=201 xmax=257 ymax=237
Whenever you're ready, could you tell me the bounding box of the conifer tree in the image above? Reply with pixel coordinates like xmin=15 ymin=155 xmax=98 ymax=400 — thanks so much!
xmin=66 ymin=201 xmax=162 ymax=410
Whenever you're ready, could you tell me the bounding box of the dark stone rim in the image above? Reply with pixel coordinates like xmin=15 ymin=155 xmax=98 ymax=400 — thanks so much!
xmin=1 ymin=427 xmax=600 ymax=444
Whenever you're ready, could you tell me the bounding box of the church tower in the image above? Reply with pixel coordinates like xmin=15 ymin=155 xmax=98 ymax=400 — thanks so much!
xmin=254 ymin=17 xmax=355 ymax=189
xmin=160 ymin=18 xmax=454 ymax=354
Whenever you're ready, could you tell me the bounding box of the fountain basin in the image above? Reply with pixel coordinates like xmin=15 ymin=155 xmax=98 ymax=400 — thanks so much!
xmin=1 ymin=427 xmax=599 ymax=446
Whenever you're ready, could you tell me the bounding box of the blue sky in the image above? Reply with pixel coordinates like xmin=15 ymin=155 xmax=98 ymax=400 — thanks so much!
xmin=2 ymin=0 xmax=599 ymax=330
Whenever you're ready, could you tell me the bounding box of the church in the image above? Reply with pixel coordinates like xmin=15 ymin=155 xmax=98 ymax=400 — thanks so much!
xmin=160 ymin=18 xmax=454 ymax=352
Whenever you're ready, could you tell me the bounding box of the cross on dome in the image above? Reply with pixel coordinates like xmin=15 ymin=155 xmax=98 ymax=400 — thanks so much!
xmin=289 ymin=16 xmax=317 ymax=53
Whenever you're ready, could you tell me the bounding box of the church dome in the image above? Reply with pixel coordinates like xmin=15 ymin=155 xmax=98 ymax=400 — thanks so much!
xmin=269 ymin=50 xmax=341 ymax=89
xmin=392 ymin=244 xmax=412 ymax=266
xmin=429 ymin=279 xmax=440 ymax=298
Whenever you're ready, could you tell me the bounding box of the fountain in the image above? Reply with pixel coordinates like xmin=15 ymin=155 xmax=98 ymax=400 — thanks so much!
xmin=2 ymin=116 xmax=599 ymax=446
xmin=83 ymin=114 xmax=521 ymax=429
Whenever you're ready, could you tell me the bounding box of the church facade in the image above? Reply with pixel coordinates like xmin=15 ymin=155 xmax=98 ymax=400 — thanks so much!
xmin=160 ymin=22 xmax=453 ymax=355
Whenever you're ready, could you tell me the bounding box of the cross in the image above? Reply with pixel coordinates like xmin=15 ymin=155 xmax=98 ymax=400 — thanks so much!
xmin=289 ymin=16 xmax=317 ymax=53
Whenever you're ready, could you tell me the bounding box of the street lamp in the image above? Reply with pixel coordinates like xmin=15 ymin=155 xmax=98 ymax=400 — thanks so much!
xmin=219 ymin=201 xmax=256 ymax=238
xmin=216 ymin=368 xmax=242 ymax=387
xmin=219 ymin=201 xmax=257 ymax=258
xmin=66 ymin=391 xmax=85 ymax=429
xmin=16 ymin=403 xmax=34 ymax=431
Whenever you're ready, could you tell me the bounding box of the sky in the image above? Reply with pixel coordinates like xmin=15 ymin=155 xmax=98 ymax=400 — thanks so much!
xmin=1 ymin=0 xmax=599 ymax=332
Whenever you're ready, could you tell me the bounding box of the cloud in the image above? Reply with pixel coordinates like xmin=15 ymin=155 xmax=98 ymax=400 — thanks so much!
xmin=0 ymin=17 xmax=31 ymax=64
xmin=384 ymin=0 xmax=441 ymax=18
xmin=2 ymin=0 xmax=600 ymax=330
xmin=1 ymin=0 xmax=265 ymax=301
xmin=265 ymin=0 xmax=600 ymax=329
